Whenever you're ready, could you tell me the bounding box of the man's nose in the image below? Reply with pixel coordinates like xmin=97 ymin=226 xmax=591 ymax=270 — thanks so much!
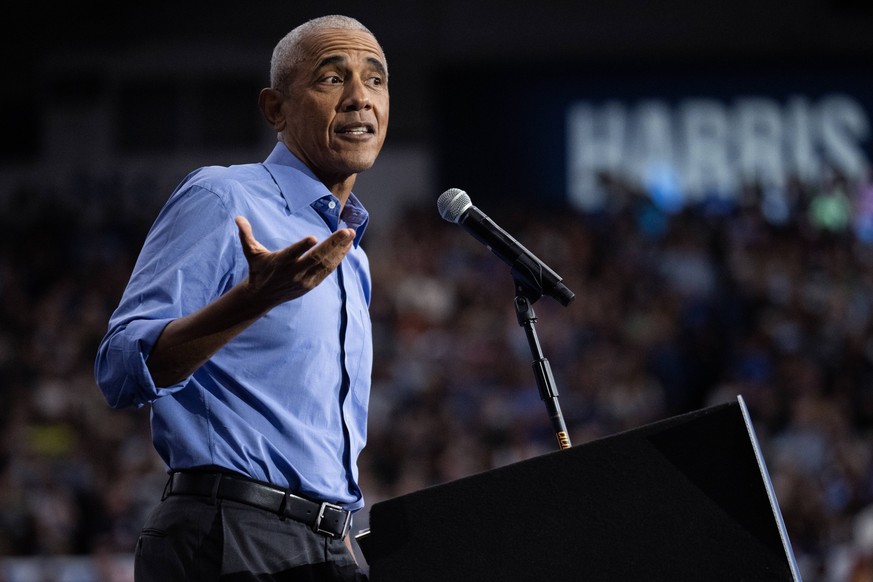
xmin=340 ymin=77 xmax=371 ymax=111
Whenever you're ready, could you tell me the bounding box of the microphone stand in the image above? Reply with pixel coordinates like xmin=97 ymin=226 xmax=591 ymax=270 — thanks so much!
xmin=512 ymin=274 xmax=572 ymax=450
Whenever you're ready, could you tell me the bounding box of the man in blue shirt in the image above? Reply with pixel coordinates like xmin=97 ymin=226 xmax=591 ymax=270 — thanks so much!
xmin=95 ymin=14 xmax=388 ymax=581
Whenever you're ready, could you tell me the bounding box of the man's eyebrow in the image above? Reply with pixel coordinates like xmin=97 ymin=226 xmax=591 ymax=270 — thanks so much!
xmin=315 ymin=55 xmax=387 ymax=75
xmin=367 ymin=57 xmax=388 ymax=76
xmin=316 ymin=55 xmax=346 ymax=70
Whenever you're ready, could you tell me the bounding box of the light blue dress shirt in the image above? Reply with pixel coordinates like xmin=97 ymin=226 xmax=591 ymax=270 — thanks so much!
xmin=94 ymin=143 xmax=372 ymax=510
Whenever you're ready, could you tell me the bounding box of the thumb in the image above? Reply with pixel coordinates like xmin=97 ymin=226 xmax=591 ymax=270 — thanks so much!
xmin=235 ymin=216 xmax=267 ymax=258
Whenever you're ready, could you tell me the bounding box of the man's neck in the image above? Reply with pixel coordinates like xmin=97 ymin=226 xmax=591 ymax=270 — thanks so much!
xmin=318 ymin=174 xmax=356 ymax=209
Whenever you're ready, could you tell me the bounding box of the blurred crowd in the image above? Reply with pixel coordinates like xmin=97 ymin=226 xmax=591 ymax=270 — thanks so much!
xmin=1 ymin=166 xmax=873 ymax=581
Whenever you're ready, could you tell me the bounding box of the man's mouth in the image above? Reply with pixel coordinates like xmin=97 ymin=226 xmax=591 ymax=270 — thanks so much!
xmin=337 ymin=124 xmax=374 ymax=135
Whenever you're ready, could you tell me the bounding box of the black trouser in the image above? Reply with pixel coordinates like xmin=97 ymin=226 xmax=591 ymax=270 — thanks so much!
xmin=134 ymin=494 xmax=367 ymax=581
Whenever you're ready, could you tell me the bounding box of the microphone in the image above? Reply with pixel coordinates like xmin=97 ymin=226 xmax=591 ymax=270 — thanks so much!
xmin=437 ymin=188 xmax=575 ymax=306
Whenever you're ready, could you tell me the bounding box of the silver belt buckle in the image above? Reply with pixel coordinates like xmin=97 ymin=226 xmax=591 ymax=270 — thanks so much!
xmin=314 ymin=501 xmax=351 ymax=538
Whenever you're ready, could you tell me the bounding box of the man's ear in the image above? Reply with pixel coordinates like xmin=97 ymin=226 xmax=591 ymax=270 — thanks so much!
xmin=259 ymin=88 xmax=286 ymax=131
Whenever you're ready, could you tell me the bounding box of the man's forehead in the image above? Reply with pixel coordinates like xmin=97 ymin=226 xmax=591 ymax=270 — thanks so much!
xmin=298 ymin=28 xmax=386 ymax=66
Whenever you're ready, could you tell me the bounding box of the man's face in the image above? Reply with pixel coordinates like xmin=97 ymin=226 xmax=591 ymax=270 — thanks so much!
xmin=279 ymin=28 xmax=389 ymax=185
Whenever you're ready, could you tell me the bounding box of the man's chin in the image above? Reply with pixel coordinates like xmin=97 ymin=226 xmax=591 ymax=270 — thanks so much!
xmin=338 ymin=152 xmax=382 ymax=175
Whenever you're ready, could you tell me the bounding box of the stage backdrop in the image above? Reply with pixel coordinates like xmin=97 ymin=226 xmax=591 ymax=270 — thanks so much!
xmin=435 ymin=61 xmax=872 ymax=218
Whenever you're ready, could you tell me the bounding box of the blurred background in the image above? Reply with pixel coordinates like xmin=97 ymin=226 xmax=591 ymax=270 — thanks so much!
xmin=2 ymin=1 xmax=873 ymax=580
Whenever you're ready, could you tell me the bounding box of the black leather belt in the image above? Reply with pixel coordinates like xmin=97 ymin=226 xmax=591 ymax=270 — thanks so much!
xmin=164 ymin=471 xmax=352 ymax=539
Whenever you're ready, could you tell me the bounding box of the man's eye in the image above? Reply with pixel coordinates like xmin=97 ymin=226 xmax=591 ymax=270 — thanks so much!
xmin=322 ymin=75 xmax=342 ymax=84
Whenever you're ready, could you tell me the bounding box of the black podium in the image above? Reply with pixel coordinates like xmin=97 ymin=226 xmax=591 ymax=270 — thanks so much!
xmin=358 ymin=396 xmax=801 ymax=581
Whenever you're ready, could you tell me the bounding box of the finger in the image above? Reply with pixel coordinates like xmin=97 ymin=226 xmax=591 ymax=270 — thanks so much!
xmin=325 ymin=228 xmax=355 ymax=251
xmin=234 ymin=216 xmax=265 ymax=258
xmin=283 ymin=236 xmax=320 ymax=259
xmin=234 ymin=215 xmax=251 ymax=235
xmin=300 ymin=229 xmax=355 ymax=267
xmin=289 ymin=230 xmax=356 ymax=293
xmin=237 ymin=215 xmax=319 ymax=261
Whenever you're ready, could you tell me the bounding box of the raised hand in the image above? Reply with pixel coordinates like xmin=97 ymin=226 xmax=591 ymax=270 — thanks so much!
xmin=234 ymin=216 xmax=355 ymax=309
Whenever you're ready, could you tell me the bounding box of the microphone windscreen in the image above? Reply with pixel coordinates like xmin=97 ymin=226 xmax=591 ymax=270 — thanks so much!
xmin=437 ymin=188 xmax=472 ymax=223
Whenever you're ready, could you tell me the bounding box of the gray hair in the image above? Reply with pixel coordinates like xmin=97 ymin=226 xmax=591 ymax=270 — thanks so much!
xmin=269 ymin=15 xmax=384 ymax=91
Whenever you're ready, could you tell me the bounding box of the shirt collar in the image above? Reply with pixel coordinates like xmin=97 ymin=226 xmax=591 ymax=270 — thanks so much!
xmin=262 ymin=143 xmax=369 ymax=247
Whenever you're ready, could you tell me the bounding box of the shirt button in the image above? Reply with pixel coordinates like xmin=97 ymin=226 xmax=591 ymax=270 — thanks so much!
xmin=328 ymin=201 xmax=337 ymax=209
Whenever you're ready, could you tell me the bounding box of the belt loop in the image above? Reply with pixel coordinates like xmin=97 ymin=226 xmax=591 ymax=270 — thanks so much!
xmin=209 ymin=473 xmax=222 ymax=505
xmin=161 ymin=473 xmax=173 ymax=501
xmin=278 ymin=492 xmax=289 ymax=520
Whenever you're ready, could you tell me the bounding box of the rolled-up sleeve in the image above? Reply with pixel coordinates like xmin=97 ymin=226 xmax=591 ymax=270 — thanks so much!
xmin=94 ymin=317 xmax=178 ymax=408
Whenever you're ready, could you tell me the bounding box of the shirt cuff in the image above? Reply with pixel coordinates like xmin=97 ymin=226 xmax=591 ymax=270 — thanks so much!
xmin=122 ymin=317 xmax=186 ymax=404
